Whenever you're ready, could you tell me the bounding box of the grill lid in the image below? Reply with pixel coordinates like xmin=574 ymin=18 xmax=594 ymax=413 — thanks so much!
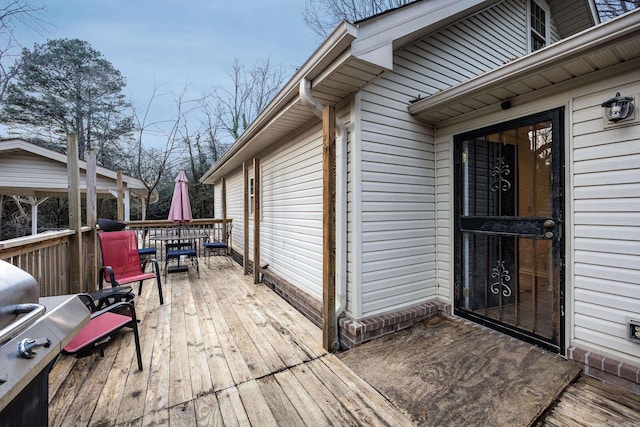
xmin=0 ymin=260 xmax=40 ymax=344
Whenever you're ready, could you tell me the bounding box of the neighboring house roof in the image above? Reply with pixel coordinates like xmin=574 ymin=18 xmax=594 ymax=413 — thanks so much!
xmin=0 ymin=138 xmax=158 ymax=203
xmin=200 ymin=0 xmax=600 ymax=185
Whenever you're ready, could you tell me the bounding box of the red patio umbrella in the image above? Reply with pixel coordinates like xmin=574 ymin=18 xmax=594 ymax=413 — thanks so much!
xmin=168 ymin=171 xmax=193 ymax=224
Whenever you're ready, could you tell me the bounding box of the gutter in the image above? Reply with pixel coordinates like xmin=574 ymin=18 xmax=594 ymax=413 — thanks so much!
xmin=299 ymin=79 xmax=348 ymax=331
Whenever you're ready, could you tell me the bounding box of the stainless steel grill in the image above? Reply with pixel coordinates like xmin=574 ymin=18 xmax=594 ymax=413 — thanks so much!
xmin=0 ymin=260 xmax=89 ymax=426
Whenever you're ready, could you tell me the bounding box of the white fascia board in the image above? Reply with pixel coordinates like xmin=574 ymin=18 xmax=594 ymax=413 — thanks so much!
xmin=351 ymin=0 xmax=494 ymax=69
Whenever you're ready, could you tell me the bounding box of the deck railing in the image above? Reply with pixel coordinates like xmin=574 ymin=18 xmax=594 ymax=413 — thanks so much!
xmin=0 ymin=218 xmax=232 ymax=297
xmin=126 ymin=218 xmax=232 ymax=256
xmin=0 ymin=228 xmax=90 ymax=296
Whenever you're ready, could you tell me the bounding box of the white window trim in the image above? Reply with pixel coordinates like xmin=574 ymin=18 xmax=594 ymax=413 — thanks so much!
xmin=249 ymin=176 xmax=254 ymax=216
xmin=527 ymin=0 xmax=551 ymax=53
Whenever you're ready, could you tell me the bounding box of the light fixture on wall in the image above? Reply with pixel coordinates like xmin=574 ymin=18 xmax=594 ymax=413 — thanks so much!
xmin=601 ymin=92 xmax=634 ymax=123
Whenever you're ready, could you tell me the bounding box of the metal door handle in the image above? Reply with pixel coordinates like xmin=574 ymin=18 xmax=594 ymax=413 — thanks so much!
xmin=543 ymin=220 xmax=555 ymax=229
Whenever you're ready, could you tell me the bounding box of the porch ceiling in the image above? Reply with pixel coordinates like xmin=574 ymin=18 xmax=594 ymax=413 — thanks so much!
xmin=408 ymin=10 xmax=640 ymax=126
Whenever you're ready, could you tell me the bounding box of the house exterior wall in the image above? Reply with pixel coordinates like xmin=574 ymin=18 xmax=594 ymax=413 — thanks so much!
xmin=570 ymin=76 xmax=640 ymax=370
xmin=356 ymin=83 xmax=437 ymax=318
xmin=350 ymin=0 xmax=556 ymax=319
xmin=260 ymin=126 xmax=324 ymax=300
xmin=396 ymin=0 xmax=530 ymax=102
xmin=214 ymin=169 xmax=244 ymax=253
xmin=433 ymin=63 xmax=640 ymax=389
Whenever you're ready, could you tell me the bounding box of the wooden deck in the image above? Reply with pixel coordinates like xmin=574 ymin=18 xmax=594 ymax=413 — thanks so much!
xmin=540 ymin=375 xmax=640 ymax=427
xmin=48 ymin=257 xmax=412 ymax=426
xmin=48 ymin=255 xmax=640 ymax=426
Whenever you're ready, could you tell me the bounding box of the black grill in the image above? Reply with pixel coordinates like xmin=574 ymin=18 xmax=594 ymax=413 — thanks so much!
xmin=0 ymin=260 xmax=89 ymax=427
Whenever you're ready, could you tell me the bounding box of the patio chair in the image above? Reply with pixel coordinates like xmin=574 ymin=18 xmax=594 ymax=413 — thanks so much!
xmin=164 ymin=240 xmax=199 ymax=278
xmin=88 ymin=284 xmax=135 ymax=310
xmin=203 ymin=223 xmax=232 ymax=266
xmin=63 ymin=294 xmax=143 ymax=371
xmin=98 ymin=230 xmax=164 ymax=305
xmin=138 ymin=246 xmax=157 ymax=272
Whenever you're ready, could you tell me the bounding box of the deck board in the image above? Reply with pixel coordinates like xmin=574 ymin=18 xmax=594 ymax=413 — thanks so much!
xmin=48 ymin=255 xmax=639 ymax=426
xmin=48 ymin=257 xmax=412 ymax=426
xmin=540 ymin=376 xmax=640 ymax=426
xmin=143 ymin=278 xmax=172 ymax=414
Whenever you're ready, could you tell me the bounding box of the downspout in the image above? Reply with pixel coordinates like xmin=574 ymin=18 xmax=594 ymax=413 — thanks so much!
xmin=299 ymin=79 xmax=348 ymax=324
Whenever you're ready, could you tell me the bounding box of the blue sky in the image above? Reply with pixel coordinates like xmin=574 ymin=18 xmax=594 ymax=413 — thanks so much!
xmin=10 ymin=0 xmax=322 ymax=144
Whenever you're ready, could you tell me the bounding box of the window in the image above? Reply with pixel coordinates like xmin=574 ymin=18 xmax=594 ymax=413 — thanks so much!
xmin=529 ymin=0 xmax=550 ymax=52
xmin=249 ymin=177 xmax=254 ymax=215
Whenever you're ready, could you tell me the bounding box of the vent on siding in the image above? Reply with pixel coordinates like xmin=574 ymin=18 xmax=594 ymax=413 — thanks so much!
xmin=628 ymin=318 xmax=640 ymax=344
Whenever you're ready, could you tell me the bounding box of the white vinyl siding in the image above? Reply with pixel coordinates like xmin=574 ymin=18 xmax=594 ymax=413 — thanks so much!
xmin=435 ymin=134 xmax=453 ymax=303
xmin=357 ymin=76 xmax=436 ymax=318
xmin=571 ymin=77 xmax=640 ymax=363
xmin=353 ymin=0 xmax=550 ymax=318
xmin=397 ymin=0 xmax=529 ymax=103
xmin=1 ymin=152 xmax=117 ymax=195
xmin=260 ymin=127 xmax=324 ymax=300
xmin=217 ymin=170 xmax=244 ymax=254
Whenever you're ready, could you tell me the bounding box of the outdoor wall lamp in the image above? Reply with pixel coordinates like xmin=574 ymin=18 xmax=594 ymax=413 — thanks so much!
xmin=601 ymin=92 xmax=634 ymax=123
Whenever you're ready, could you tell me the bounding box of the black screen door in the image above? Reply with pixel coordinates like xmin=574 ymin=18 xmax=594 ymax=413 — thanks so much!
xmin=454 ymin=108 xmax=564 ymax=352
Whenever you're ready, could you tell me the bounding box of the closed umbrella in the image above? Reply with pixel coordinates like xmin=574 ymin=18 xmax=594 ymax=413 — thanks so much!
xmin=168 ymin=171 xmax=192 ymax=224
xmin=166 ymin=171 xmax=195 ymax=274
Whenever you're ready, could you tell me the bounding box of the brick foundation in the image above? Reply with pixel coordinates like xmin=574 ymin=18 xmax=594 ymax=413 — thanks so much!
xmin=261 ymin=269 xmax=323 ymax=328
xmin=339 ymin=301 xmax=451 ymax=350
xmin=233 ymin=252 xmax=451 ymax=350
xmin=567 ymin=346 xmax=640 ymax=395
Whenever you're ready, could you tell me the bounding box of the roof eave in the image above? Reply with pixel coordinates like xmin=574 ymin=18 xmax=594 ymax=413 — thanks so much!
xmin=0 ymin=138 xmax=158 ymax=203
xmin=408 ymin=9 xmax=640 ymax=123
xmin=200 ymin=22 xmax=358 ymax=185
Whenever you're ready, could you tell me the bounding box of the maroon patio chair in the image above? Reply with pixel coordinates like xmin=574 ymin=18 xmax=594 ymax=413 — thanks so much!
xmin=98 ymin=230 xmax=164 ymax=305
xmin=63 ymin=294 xmax=142 ymax=371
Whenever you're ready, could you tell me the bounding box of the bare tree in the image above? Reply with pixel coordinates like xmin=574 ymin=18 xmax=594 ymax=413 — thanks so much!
xmin=199 ymin=101 xmax=228 ymax=164
xmin=119 ymin=82 xmax=204 ymax=219
xmin=0 ymin=0 xmax=46 ymax=101
xmin=212 ymin=57 xmax=287 ymax=141
xmin=595 ymin=0 xmax=639 ymax=20
xmin=303 ymin=0 xmax=415 ymax=38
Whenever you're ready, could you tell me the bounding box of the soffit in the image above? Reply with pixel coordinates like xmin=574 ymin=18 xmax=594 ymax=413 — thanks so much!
xmin=549 ymin=0 xmax=598 ymax=39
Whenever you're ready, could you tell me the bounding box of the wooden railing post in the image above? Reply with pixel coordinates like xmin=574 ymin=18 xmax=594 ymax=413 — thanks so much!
xmin=323 ymin=105 xmax=337 ymax=352
xmin=117 ymin=170 xmax=124 ymax=221
xmin=67 ymin=134 xmax=83 ymax=294
xmin=86 ymin=149 xmax=98 ymax=292
xmin=221 ymin=177 xmax=228 ymax=254
xmin=243 ymin=162 xmax=250 ymax=275
xmin=253 ymin=158 xmax=261 ymax=284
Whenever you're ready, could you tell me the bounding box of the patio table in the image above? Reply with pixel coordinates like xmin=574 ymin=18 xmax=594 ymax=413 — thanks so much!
xmin=149 ymin=233 xmax=207 ymax=275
